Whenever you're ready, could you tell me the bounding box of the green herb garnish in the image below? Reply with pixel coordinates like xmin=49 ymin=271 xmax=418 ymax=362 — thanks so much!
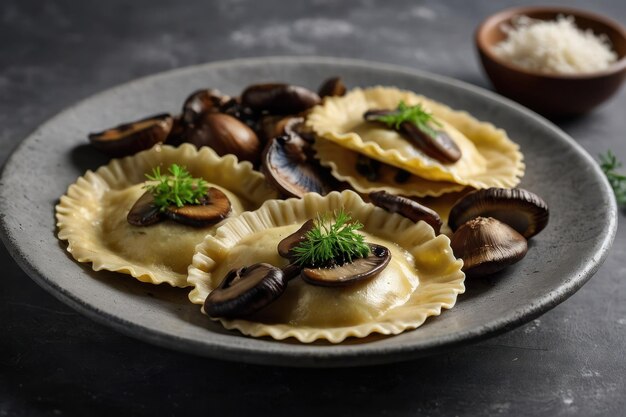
xmin=292 ymin=210 xmax=370 ymax=267
xmin=372 ymin=101 xmax=442 ymax=137
xmin=599 ymin=150 xmax=626 ymax=206
xmin=144 ymin=164 xmax=209 ymax=211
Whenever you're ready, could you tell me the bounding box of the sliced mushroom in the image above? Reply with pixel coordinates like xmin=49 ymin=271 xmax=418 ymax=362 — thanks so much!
xmin=262 ymin=134 xmax=334 ymax=198
xmin=204 ymin=263 xmax=288 ymax=318
xmin=164 ymin=187 xmax=232 ymax=227
xmin=448 ymin=188 xmax=549 ymax=239
xmin=318 ymin=77 xmax=347 ymax=98
xmin=277 ymin=219 xmax=315 ymax=259
xmin=181 ymin=89 xmax=229 ymax=125
xmin=89 ymin=113 xmax=173 ymax=157
xmin=301 ymin=243 xmax=391 ymax=287
xmin=127 ymin=191 xmax=163 ymax=226
xmin=185 ymin=113 xmax=262 ymax=165
xmin=364 ymin=109 xmax=461 ymax=164
xmin=369 ymin=191 xmax=442 ymax=234
xmin=241 ymin=83 xmax=321 ymax=115
xmin=450 ymin=217 xmax=528 ymax=278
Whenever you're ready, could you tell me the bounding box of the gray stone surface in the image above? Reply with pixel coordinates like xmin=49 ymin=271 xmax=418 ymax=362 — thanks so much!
xmin=1 ymin=0 xmax=625 ymax=415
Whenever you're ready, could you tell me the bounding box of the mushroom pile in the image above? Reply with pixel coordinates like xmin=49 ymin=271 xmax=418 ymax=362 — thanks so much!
xmin=88 ymin=77 xmax=348 ymax=198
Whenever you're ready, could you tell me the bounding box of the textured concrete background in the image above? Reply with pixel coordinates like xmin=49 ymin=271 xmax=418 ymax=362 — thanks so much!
xmin=1 ymin=0 xmax=625 ymax=416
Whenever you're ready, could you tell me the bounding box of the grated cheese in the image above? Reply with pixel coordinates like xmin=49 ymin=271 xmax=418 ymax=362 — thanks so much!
xmin=493 ymin=15 xmax=618 ymax=74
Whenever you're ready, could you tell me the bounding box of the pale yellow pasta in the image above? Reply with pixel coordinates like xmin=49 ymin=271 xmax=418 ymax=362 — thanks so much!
xmin=56 ymin=144 xmax=277 ymax=287
xmin=188 ymin=190 xmax=465 ymax=343
xmin=307 ymin=87 xmax=524 ymax=188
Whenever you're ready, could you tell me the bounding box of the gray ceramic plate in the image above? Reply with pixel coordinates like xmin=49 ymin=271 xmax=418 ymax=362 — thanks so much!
xmin=0 ymin=57 xmax=617 ymax=367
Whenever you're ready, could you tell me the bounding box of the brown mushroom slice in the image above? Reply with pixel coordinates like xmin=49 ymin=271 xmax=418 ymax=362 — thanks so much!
xmin=127 ymin=190 xmax=163 ymax=226
xmin=181 ymin=89 xmax=229 ymax=125
xmin=164 ymin=187 xmax=232 ymax=227
xmin=301 ymin=243 xmax=391 ymax=287
xmin=277 ymin=219 xmax=315 ymax=259
xmin=363 ymin=109 xmax=461 ymax=164
xmin=448 ymin=188 xmax=549 ymax=239
xmin=185 ymin=113 xmax=262 ymax=165
xmin=369 ymin=191 xmax=442 ymax=234
xmin=89 ymin=113 xmax=173 ymax=157
xmin=204 ymin=263 xmax=288 ymax=319
xmin=450 ymin=217 xmax=528 ymax=278
xmin=262 ymin=134 xmax=333 ymax=198
xmin=241 ymin=83 xmax=321 ymax=115
xmin=318 ymin=76 xmax=347 ymax=98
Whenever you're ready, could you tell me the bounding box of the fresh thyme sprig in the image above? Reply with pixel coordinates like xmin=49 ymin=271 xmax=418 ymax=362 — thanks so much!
xmin=144 ymin=164 xmax=209 ymax=211
xmin=292 ymin=210 xmax=370 ymax=267
xmin=599 ymin=150 xmax=626 ymax=206
xmin=372 ymin=101 xmax=442 ymax=137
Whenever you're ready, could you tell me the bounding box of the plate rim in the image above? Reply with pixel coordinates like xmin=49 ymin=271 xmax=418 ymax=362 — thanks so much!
xmin=0 ymin=55 xmax=618 ymax=367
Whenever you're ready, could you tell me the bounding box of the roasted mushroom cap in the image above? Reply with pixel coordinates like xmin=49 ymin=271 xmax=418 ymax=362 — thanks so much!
xmin=369 ymin=191 xmax=443 ymax=234
xmin=318 ymin=77 xmax=347 ymax=98
xmin=262 ymin=134 xmax=333 ymax=198
xmin=89 ymin=113 xmax=173 ymax=157
xmin=450 ymin=217 xmax=528 ymax=278
xmin=181 ymin=89 xmax=229 ymax=125
xmin=185 ymin=113 xmax=262 ymax=165
xmin=127 ymin=191 xmax=163 ymax=226
xmin=363 ymin=110 xmax=461 ymax=164
xmin=277 ymin=219 xmax=315 ymax=259
xmin=301 ymin=243 xmax=391 ymax=287
xmin=448 ymin=188 xmax=549 ymax=239
xmin=204 ymin=263 xmax=288 ymax=318
xmin=241 ymin=83 xmax=321 ymax=115
xmin=164 ymin=187 xmax=232 ymax=227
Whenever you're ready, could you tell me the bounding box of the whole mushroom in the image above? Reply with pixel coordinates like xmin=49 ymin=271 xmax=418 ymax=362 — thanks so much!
xmin=185 ymin=112 xmax=262 ymax=165
xmin=450 ymin=216 xmax=528 ymax=278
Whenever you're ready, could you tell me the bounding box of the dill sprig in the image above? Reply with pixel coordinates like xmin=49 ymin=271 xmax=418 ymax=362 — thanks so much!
xmin=372 ymin=101 xmax=442 ymax=137
xmin=599 ymin=150 xmax=626 ymax=206
xmin=292 ymin=211 xmax=370 ymax=267
xmin=144 ymin=164 xmax=209 ymax=211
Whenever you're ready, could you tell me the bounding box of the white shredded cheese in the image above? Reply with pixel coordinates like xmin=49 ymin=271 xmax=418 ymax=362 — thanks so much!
xmin=493 ymin=15 xmax=618 ymax=74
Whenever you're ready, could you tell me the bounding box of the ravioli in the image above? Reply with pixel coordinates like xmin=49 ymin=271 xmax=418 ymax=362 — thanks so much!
xmin=56 ymin=144 xmax=277 ymax=287
xmin=307 ymin=87 xmax=525 ymax=189
xmin=188 ymin=190 xmax=465 ymax=343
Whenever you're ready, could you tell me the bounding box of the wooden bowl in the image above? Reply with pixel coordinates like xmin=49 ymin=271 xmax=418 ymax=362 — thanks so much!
xmin=476 ymin=6 xmax=626 ymax=117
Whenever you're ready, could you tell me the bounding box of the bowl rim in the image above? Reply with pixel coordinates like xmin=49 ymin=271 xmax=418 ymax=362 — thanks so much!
xmin=475 ymin=5 xmax=626 ymax=80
